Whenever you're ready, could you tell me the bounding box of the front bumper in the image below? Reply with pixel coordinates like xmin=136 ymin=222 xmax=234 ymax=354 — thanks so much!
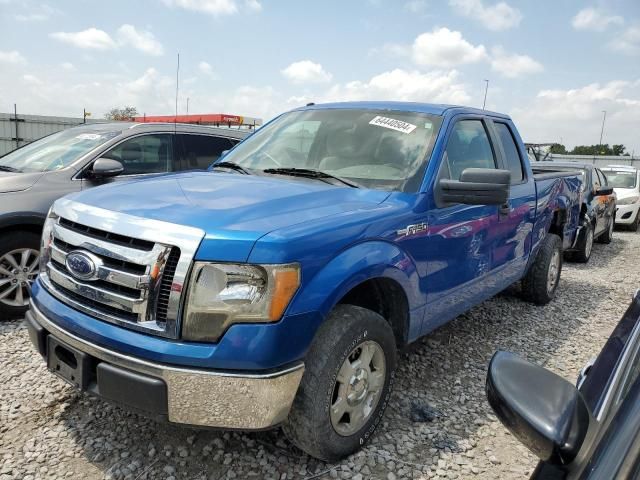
xmin=26 ymin=301 xmax=304 ymax=430
xmin=615 ymin=203 xmax=640 ymax=225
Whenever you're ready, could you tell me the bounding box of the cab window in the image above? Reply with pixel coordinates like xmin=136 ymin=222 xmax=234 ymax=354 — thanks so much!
xmin=103 ymin=134 xmax=173 ymax=175
xmin=495 ymin=122 xmax=524 ymax=184
xmin=443 ymin=120 xmax=496 ymax=181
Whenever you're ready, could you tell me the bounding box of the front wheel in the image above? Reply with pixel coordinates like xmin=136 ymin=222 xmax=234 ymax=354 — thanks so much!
xmin=0 ymin=231 xmax=41 ymax=318
xmin=569 ymin=219 xmax=594 ymax=263
xmin=522 ymin=233 xmax=562 ymax=305
xmin=283 ymin=305 xmax=397 ymax=462
xmin=597 ymin=216 xmax=614 ymax=244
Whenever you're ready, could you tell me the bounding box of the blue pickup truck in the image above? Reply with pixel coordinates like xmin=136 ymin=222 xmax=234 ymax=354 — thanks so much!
xmin=26 ymin=102 xmax=582 ymax=461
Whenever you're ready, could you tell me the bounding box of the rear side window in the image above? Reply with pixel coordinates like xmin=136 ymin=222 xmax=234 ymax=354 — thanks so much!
xmin=444 ymin=120 xmax=496 ymax=180
xmin=103 ymin=134 xmax=173 ymax=175
xmin=178 ymin=135 xmax=237 ymax=170
xmin=495 ymin=123 xmax=524 ymax=183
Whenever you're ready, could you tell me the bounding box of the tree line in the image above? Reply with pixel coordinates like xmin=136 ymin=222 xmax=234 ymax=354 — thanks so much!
xmin=550 ymin=143 xmax=630 ymax=156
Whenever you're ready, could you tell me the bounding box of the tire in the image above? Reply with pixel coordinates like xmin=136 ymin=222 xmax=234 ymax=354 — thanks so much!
xmin=522 ymin=233 xmax=562 ymax=305
xmin=628 ymin=212 xmax=639 ymax=232
xmin=597 ymin=216 xmax=614 ymax=244
xmin=0 ymin=231 xmax=41 ymax=319
xmin=570 ymin=219 xmax=594 ymax=263
xmin=283 ymin=304 xmax=397 ymax=462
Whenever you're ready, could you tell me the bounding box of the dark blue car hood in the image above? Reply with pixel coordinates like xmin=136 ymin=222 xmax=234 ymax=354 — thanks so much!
xmin=67 ymin=171 xmax=389 ymax=261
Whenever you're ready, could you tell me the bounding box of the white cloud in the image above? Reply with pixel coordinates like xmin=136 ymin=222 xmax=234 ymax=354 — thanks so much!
xmin=404 ymin=0 xmax=428 ymax=14
xmin=50 ymin=28 xmax=117 ymax=50
xmin=490 ymin=46 xmax=543 ymax=78
xmin=513 ymin=80 xmax=640 ymax=152
xmin=198 ymin=61 xmax=216 ymax=77
xmin=412 ymin=28 xmax=487 ymax=67
xmin=282 ymin=60 xmax=333 ymax=84
xmin=321 ymin=69 xmax=471 ymax=105
xmin=162 ymin=0 xmax=261 ymax=15
xmin=572 ymin=7 xmax=624 ymax=32
xmin=13 ymin=4 xmax=56 ymax=21
xmin=448 ymin=0 xmax=522 ymax=31
xmin=60 ymin=62 xmax=75 ymax=70
xmin=117 ymin=24 xmax=164 ymax=56
xmin=23 ymin=74 xmax=42 ymax=85
xmin=0 ymin=50 xmax=27 ymax=65
xmin=609 ymin=26 xmax=640 ymax=55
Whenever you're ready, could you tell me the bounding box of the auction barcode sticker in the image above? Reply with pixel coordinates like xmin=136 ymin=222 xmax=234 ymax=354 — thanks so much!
xmin=369 ymin=116 xmax=417 ymax=134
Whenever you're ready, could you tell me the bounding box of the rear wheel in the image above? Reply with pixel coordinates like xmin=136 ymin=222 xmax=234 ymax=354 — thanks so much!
xmin=0 ymin=232 xmax=40 ymax=318
xmin=522 ymin=233 xmax=562 ymax=305
xmin=283 ymin=304 xmax=397 ymax=462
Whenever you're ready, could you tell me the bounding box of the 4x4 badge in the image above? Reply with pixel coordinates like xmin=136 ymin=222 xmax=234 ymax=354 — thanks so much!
xmin=397 ymin=222 xmax=428 ymax=237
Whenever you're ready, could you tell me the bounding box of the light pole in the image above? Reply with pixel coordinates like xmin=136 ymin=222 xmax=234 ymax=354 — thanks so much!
xmin=482 ymin=79 xmax=489 ymax=110
xmin=186 ymin=97 xmax=189 ymax=115
xmin=598 ymin=110 xmax=607 ymax=153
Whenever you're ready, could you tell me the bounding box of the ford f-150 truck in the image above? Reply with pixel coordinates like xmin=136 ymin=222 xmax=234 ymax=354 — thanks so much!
xmin=26 ymin=102 xmax=582 ymax=461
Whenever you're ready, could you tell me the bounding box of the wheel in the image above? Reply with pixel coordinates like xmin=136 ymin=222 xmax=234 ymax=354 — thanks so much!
xmin=629 ymin=212 xmax=640 ymax=232
xmin=597 ymin=216 xmax=614 ymax=244
xmin=522 ymin=233 xmax=562 ymax=305
xmin=283 ymin=304 xmax=397 ymax=461
xmin=570 ymin=219 xmax=594 ymax=263
xmin=0 ymin=231 xmax=40 ymax=318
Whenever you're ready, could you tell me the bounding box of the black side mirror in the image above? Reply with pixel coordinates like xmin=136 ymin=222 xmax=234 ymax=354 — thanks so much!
xmin=595 ymin=186 xmax=614 ymax=196
xmin=439 ymin=168 xmax=511 ymax=205
xmin=486 ymin=351 xmax=591 ymax=465
xmin=90 ymin=158 xmax=124 ymax=179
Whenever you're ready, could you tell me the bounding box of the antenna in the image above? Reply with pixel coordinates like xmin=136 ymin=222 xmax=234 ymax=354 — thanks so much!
xmin=482 ymin=79 xmax=489 ymax=110
xmin=175 ymin=53 xmax=180 ymax=128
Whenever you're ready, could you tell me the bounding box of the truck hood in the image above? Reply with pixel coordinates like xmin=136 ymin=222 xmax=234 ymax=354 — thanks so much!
xmin=67 ymin=171 xmax=390 ymax=261
xmin=0 ymin=171 xmax=44 ymax=193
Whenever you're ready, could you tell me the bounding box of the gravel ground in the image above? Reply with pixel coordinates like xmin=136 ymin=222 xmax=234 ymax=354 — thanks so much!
xmin=2 ymin=230 xmax=638 ymax=480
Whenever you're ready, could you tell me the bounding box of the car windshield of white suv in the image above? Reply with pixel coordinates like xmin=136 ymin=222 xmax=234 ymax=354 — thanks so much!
xmin=218 ymin=109 xmax=443 ymax=191
xmin=604 ymin=170 xmax=637 ymax=189
xmin=0 ymin=127 xmax=120 ymax=173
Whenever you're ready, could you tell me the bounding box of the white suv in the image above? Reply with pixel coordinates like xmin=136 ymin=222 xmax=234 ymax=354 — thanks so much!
xmin=602 ymin=165 xmax=640 ymax=230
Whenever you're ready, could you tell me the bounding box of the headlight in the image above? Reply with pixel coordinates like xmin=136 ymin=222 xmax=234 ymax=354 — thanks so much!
xmin=618 ymin=196 xmax=640 ymax=205
xmin=182 ymin=262 xmax=300 ymax=342
xmin=39 ymin=207 xmax=58 ymax=273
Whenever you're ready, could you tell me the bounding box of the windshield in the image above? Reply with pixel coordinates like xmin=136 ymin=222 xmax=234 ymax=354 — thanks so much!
xmin=220 ymin=109 xmax=442 ymax=191
xmin=603 ymin=170 xmax=637 ymax=189
xmin=0 ymin=127 xmax=121 ymax=173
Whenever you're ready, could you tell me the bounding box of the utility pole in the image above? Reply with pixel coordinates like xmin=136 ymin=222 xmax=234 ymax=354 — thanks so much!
xmin=598 ymin=110 xmax=606 ymax=153
xmin=175 ymin=53 xmax=180 ymax=121
xmin=186 ymin=97 xmax=189 ymax=116
xmin=482 ymin=79 xmax=489 ymax=110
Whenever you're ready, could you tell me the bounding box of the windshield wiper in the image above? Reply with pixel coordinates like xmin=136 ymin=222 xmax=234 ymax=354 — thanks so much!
xmin=0 ymin=165 xmax=22 ymax=173
xmin=262 ymin=168 xmax=361 ymax=188
xmin=212 ymin=161 xmax=250 ymax=175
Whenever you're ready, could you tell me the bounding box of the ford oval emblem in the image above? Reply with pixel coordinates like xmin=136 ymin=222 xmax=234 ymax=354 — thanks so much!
xmin=65 ymin=251 xmax=98 ymax=281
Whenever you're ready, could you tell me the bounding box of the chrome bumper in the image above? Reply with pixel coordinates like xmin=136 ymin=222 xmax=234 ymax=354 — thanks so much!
xmin=29 ymin=301 xmax=304 ymax=430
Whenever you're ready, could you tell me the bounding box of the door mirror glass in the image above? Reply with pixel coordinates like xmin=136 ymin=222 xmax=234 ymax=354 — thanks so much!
xmin=486 ymin=351 xmax=591 ymax=465
xmin=595 ymin=187 xmax=614 ymax=196
xmin=439 ymin=168 xmax=511 ymax=205
xmin=90 ymin=158 xmax=124 ymax=179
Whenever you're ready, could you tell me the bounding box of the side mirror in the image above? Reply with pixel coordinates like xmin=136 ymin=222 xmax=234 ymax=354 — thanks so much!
xmin=90 ymin=158 xmax=124 ymax=179
xmin=595 ymin=186 xmax=614 ymax=196
xmin=439 ymin=168 xmax=511 ymax=205
xmin=486 ymin=351 xmax=591 ymax=465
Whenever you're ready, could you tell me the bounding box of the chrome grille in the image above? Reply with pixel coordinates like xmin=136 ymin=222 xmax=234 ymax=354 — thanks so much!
xmin=40 ymin=198 xmax=205 ymax=339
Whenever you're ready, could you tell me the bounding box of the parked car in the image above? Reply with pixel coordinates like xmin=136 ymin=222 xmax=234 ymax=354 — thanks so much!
xmin=535 ymin=161 xmax=616 ymax=263
xmin=0 ymin=122 xmax=247 ymax=317
xmin=602 ymin=165 xmax=640 ymax=231
xmin=486 ymin=288 xmax=640 ymax=479
xmin=26 ymin=102 xmax=582 ymax=461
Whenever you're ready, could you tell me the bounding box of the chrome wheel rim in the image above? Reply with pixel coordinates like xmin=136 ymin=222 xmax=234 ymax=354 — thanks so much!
xmin=547 ymin=249 xmax=560 ymax=294
xmin=0 ymin=248 xmax=39 ymax=307
xmin=330 ymin=340 xmax=386 ymax=436
xmin=585 ymin=228 xmax=594 ymax=259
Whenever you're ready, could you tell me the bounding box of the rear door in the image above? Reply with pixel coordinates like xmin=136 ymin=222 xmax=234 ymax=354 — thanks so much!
xmin=488 ymin=119 xmax=536 ymax=282
xmin=176 ymin=134 xmax=238 ymax=170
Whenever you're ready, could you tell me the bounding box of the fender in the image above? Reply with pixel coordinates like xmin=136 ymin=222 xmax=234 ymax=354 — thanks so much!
xmin=0 ymin=211 xmax=46 ymax=231
xmin=288 ymin=240 xmax=424 ymax=331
